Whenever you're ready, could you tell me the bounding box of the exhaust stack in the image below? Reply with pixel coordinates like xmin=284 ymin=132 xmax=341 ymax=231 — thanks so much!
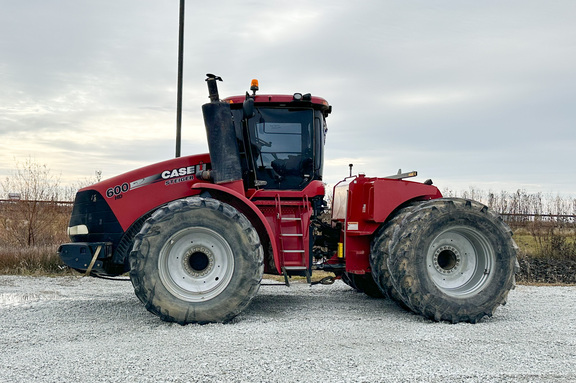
xmin=201 ymin=74 xmax=243 ymax=185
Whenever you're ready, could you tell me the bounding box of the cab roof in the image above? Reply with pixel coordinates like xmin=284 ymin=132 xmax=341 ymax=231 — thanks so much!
xmin=223 ymin=94 xmax=331 ymax=114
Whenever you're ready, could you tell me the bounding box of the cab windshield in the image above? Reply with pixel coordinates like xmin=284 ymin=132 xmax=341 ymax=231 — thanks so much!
xmin=232 ymin=107 xmax=324 ymax=190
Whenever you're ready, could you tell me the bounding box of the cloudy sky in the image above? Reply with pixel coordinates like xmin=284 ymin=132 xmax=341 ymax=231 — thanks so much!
xmin=1 ymin=1 xmax=575 ymax=197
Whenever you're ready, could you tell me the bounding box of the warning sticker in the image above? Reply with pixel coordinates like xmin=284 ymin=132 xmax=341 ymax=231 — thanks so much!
xmin=347 ymin=222 xmax=359 ymax=231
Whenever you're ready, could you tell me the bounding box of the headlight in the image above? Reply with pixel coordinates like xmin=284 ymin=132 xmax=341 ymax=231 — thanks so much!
xmin=67 ymin=225 xmax=89 ymax=236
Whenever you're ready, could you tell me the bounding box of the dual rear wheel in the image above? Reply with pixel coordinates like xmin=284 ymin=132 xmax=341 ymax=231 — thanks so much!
xmin=370 ymin=198 xmax=518 ymax=323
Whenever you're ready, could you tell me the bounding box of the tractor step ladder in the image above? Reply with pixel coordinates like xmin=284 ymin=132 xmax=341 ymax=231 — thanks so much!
xmin=275 ymin=195 xmax=310 ymax=286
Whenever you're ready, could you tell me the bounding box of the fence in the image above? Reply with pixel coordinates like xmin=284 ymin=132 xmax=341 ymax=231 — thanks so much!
xmin=0 ymin=199 xmax=73 ymax=206
xmin=0 ymin=199 xmax=73 ymax=247
xmin=500 ymin=213 xmax=576 ymax=225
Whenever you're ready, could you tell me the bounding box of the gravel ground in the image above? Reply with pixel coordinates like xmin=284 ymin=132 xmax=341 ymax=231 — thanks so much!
xmin=1 ymin=276 xmax=575 ymax=383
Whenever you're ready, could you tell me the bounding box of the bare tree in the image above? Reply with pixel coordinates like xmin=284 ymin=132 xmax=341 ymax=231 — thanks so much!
xmin=61 ymin=169 xmax=103 ymax=201
xmin=0 ymin=157 xmax=64 ymax=246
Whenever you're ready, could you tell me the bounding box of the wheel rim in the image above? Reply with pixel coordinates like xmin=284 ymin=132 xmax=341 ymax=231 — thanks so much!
xmin=158 ymin=226 xmax=234 ymax=302
xmin=426 ymin=226 xmax=495 ymax=297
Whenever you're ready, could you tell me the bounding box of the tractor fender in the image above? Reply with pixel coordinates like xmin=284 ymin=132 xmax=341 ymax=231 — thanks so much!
xmin=191 ymin=183 xmax=281 ymax=273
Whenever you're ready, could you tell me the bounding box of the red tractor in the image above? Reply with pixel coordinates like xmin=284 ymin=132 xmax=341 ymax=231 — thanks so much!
xmin=59 ymin=74 xmax=518 ymax=324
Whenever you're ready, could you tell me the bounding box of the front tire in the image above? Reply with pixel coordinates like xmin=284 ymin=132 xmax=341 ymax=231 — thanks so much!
xmin=379 ymin=198 xmax=518 ymax=323
xmin=129 ymin=197 xmax=264 ymax=324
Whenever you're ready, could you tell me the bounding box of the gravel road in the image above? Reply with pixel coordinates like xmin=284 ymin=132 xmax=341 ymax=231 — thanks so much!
xmin=1 ymin=276 xmax=575 ymax=383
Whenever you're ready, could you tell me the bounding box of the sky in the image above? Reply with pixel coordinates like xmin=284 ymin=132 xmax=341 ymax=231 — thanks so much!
xmin=1 ymin=1 xmax=575 ymax=198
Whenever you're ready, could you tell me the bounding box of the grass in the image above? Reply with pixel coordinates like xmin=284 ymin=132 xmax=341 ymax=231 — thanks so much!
xmin=263 ymin=270 xmax=336 ymax=284
xmin=0 ymin=245 xmax=71 ymax=276
xmin=513 ymin=233 xmax=539 ymax=254
xmin=514 ymin=230 xmax=576 ymax=259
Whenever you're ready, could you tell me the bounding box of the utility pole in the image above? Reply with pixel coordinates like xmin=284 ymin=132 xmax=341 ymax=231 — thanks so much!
xmin=175 ymin=0 xmax=185 ymax=157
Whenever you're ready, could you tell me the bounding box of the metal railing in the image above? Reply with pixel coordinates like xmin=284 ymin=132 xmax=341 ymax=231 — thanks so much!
xmin=0 ymin=199 xmax=73 ymax=206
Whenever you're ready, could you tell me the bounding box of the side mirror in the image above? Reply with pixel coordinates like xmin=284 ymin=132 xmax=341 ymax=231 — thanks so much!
xmin=243 ymin=97 xmax=255 ymax=119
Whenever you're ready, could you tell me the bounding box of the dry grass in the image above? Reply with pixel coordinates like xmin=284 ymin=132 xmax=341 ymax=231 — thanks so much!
xmin=0 ymin=245 xmax=71 ymax=275
xmin=263 ymin=270 xmax=336 ymax=284
xmin=0 ymin=199 xmax=72 ymax=275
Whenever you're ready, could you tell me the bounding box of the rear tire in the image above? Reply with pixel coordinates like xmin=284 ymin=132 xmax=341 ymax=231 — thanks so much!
xmin=370 ymin=208 xmax=417 ymax=308
xmin=129 ymin=197 xmax=264 ymax=324
xmin=376 ymin=198 xmax=517 ymax=323
xmin=341 ymin=272 xmax=384 ymax=298
xmin=351 ymin=273 xmax=385 ymax=298
xmin=341 ymin=272 xmax=357 ymax=289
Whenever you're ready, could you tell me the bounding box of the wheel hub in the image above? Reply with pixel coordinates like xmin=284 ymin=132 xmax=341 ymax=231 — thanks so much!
xmin=183 ymin=246 xmax=214 ymax=277
xmin=433 ymin=245 xmax=461 ymax=274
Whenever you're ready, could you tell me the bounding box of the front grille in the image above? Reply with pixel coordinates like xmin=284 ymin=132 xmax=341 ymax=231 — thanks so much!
xmin=69 ymin=190 xmax=123 ymax=244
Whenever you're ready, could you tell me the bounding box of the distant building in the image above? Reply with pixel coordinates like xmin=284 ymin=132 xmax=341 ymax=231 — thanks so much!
xmin=7 ymin=193 xmax=21 ymax=200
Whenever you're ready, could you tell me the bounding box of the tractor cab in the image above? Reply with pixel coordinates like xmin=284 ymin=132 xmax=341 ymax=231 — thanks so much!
xmin=225 ymin=86 xmax=331 ymax=190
